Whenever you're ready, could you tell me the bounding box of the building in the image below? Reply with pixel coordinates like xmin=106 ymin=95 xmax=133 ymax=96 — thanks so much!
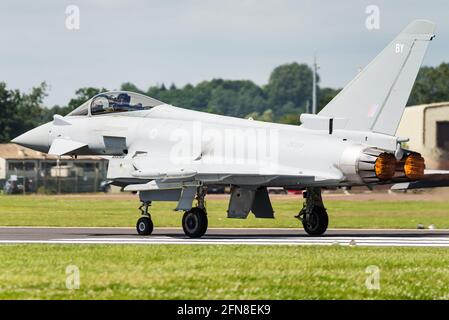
xmin=397 ymin=102 xmax=449 ymax=170
xmin=0 ymin=143 xmax=108 ymax=193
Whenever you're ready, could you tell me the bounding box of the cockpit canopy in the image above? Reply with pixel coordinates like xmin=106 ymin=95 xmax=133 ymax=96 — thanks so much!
xmin=67 ymin=91 xmax=164 ymax=116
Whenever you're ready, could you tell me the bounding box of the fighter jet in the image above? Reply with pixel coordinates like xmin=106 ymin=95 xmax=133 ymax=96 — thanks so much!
xmin=13 ymin=20 xmax=444 ymax=238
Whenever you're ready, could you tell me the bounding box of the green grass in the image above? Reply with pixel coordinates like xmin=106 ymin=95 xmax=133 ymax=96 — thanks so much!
xmin=1 ymin=244 xmax=449 ymax=299
xmin=0 ymin=195 xmax=449 ymax=229
xmin=1 ymin=195 xmax=449 ymax=300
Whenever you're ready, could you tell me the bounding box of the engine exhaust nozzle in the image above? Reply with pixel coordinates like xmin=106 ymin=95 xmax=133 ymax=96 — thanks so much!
xmin=404 ymin=153 xmax=425 ymax=180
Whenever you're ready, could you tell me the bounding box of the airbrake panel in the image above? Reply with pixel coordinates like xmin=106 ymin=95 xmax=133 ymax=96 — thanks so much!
xmin=227 ymin=187 xmax=274 ymax=219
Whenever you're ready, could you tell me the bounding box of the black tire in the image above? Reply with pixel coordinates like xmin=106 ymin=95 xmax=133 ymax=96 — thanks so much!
xmin=302 ymin=206 xmax=328 ymax=236
xmin=182 ymin=207 xmax=208 ymax=238
xmin=136 ymin=216 xmax=153 ymax=236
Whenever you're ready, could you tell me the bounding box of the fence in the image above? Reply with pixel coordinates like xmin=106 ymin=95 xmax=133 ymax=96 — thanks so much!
xmin=1 ymin=162 xmax=107 ymax=194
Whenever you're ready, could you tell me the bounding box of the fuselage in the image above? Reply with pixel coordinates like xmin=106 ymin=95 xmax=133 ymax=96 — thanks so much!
xmin=12 ymin=93 xmax=423 ymax=189
xmin=29 ymin=104 xmax=373 ymax=188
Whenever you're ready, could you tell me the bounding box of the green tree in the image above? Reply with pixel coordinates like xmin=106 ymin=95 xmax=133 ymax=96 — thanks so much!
xmin=205 ymin=80 xmax=267 ymax=117
xmin=278 ymin=113 xmax=300 ymax=125
xmin=0 ymin=82 xmax=18 ymax=141
xmin=408 ymin=63 xmax=449 ymax=106
xmin=121 ymin=82 xmax=145 ymax=94
xmin=141 ymin=79 xmax=267 ymax=117
xmin=259 ymin=109 xmax=274 ymax=122
xmin=265 ymin=63 xmax=315 ymax=116
xmin=0 ymin=82 xmax=47 ymax=141
xmin=317 ymin=87 xmax=341 ymax=112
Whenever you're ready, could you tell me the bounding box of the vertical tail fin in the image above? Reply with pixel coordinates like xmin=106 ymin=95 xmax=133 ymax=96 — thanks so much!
xmin=319 ymin=20 xmax=435 ymax=135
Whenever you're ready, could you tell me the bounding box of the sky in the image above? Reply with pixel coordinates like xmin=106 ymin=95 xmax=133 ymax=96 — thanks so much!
xmin=1 ymin=0 xmax=449 ymax=107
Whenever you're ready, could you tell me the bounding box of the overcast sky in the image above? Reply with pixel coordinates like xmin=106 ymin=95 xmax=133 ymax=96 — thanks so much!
xmin=1 ymin=0 xmax=448 ymax=107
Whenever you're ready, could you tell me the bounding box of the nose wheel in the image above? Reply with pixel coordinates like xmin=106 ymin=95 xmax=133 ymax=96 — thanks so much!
xmin=136 ymin=216 xmax=153 ymax=235
xmin=136 ymin=201 xmax=153 ymax=236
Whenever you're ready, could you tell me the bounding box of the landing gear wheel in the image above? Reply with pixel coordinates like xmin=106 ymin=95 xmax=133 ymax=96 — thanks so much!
xmin=136 ymin=216 xmax=153 ymax=236
xmin=182 ymin=208 xmax=208 ymax=238
xmin=302 ymin=206 xmax=328 ymax=236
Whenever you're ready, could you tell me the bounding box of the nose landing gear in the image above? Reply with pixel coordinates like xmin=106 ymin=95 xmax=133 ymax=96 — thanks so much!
xmin=136 ymin=201 xmax=153 ymax=235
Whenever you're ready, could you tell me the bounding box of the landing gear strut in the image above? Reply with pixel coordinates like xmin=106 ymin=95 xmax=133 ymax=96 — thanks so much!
xmin=182 ymin=187 xmax=208 ymax=238
xmin=295 ymin=187 xmax=328 ymax=236
xmin=136 ymin=201 xmax=153 ymax=236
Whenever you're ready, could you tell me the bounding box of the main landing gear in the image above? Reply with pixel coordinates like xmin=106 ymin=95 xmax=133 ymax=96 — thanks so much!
xmin=182 ymin=207 xmax=208 ymax=238
xmin=182 ymin=187 xmax=208 ymax=238
xmin=295 ymin=187 xmax=329 ymax=236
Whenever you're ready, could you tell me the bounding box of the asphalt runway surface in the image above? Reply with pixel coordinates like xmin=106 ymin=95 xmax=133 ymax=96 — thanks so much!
xmin=1 ymin=227 xmax=449 ymax=247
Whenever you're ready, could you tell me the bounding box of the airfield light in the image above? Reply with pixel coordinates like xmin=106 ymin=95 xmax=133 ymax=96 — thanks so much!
xmin=374 ymin=153 xmax=396 ymax=180
xmin=404 ymin=153 xmax=425 ymax=180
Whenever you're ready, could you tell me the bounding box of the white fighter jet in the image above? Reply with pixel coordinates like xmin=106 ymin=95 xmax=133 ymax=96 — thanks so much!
xmin=13 ymin=20 xmax=445 ymax=238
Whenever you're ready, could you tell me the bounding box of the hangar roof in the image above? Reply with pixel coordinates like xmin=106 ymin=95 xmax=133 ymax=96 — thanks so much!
xmin=405 ymin=101 xmax=449 ymax=113
xmin=0 ymin=144 xmax=105 ymax=161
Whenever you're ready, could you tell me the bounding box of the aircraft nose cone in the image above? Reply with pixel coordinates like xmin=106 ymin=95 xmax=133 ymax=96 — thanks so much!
xmin=11 ymin=122 xmax=51 ymax=153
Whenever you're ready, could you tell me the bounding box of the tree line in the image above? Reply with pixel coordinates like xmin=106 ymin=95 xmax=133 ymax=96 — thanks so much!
xmin=1 ymin=62 xmax=449 ymax=143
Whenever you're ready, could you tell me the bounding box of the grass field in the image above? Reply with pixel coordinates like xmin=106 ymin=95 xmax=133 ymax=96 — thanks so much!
xmin=1 ymin=194 xmax=449 ymax=300
xmin=1 ymin=194 xmax=449 ymax=229
xmin=1 ymin=244 xmax=449 ymax=299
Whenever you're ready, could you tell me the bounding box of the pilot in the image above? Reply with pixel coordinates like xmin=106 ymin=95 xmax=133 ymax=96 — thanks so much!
xmin=117 ymin=93 xmax=131 ymax=106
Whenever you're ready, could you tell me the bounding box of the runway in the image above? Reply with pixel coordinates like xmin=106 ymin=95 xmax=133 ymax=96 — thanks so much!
xmin=1 ymin=227 xmax=449 ymax=247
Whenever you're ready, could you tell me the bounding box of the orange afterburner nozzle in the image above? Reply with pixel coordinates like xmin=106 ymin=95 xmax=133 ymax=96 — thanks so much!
xmin=375 ymin=153 xmax=396 ymax=180
xmin=404 ymin=153 xmax=425 ymax=180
